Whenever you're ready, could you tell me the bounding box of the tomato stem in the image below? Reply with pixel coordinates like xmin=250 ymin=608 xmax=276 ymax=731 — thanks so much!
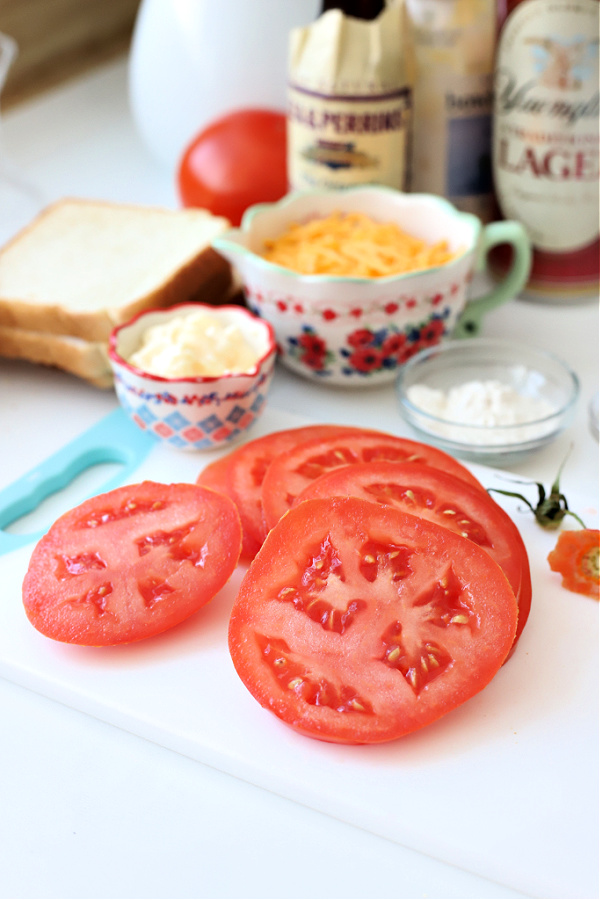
xmin=487 ymin=450 xmax=587 ymax=530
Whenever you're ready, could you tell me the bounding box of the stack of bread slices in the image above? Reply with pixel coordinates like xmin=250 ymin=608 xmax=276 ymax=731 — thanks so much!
xmin=0 ymin=198 xmax=234 ymax=387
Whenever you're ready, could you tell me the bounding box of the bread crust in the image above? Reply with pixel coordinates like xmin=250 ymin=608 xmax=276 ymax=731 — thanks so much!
xmin=0 ymin=323 xmax=113 ymax=388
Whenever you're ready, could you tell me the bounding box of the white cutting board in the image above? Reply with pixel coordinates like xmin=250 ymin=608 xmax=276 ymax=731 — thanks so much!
xmin=0 ymin=405 xmax=597 ymax=900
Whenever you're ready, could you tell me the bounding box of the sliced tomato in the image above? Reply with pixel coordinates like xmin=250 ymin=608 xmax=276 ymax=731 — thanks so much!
xmin=548 ymin=529 xmax=599 ymax=599
xmin=293 ymin=461 xmax=531 ymax=653
xmin=197 ymin=424 xmax=365 ymax=560
xmin=261 ymin=430 xmax=484 ymax=530
xmin=229 ymin=497 xmax=518 ymax=744
xmin=22 ymin=481 xmax=242 ymax=645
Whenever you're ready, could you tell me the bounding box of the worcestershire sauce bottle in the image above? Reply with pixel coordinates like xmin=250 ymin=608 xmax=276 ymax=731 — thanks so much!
xmin=287 ymin=0 xmax=413 ymax=192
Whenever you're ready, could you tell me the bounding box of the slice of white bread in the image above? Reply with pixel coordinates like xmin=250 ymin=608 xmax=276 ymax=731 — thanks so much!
xmin=0 ymin=198 xmax=233 ymax=343
xmin=0 ymin=323 xmax=112 ymax=388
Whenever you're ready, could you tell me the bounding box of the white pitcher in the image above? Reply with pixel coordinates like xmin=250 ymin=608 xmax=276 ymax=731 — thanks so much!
xmin=0 ymin=34 xmax=44 ymax=245
xmin=128 ymin=0 xmax=320 ymax=171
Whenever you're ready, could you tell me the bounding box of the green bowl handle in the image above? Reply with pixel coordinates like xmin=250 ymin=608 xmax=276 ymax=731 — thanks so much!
xmin=453 ymin=220 xmax=532 ymax=339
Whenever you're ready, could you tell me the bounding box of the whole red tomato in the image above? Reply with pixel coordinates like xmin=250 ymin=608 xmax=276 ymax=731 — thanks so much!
xmin=177 ymin=108 xmax=288 ymax=226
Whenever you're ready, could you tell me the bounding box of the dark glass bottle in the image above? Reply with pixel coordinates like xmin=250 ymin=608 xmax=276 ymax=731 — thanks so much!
xmin=491 ymin=0 xmax=599 ymax=302
xmin=320 ymin=1 xmax=384 ymax=19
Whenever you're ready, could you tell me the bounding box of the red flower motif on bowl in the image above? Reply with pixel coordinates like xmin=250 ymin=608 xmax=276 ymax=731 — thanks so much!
xmin=348 ymin=345 xmax=385 ymax=373
xmin=348 ymin=328 xmax=375 ymax=348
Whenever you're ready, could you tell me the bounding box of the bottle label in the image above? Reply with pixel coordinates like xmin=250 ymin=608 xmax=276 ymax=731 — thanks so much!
xmin=411 ymin=71 xmax=494 ymax=218
xmin=406 ymin=0 xmax=497 ymax=221
xmin=493 ymin=0 xmax=600 ymax=252
xmin=287 ymin=85 xmax=412 ymax=191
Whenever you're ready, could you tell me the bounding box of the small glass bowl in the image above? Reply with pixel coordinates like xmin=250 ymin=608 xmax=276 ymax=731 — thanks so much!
xmin=396 ymin=339 xmax=579 ymax=465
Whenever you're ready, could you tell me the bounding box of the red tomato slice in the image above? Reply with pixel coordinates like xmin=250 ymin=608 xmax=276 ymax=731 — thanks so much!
xmin=197 ymin=424 xmax=366 ymax=560
xmin=22 ymin=482 xmax=242 ymax=646
xmin=229 ymin=497 xmax=518 ymax=744
xmin=293 ymin=461 xmax=532 ymax=653
xmin=261 ymin=431 xmax=484 ymax=530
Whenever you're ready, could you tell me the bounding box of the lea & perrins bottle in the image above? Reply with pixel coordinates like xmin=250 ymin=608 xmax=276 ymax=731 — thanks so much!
xmin=287 ymin=0 xmax=413 ymax=193
xmin=492 ymin=0 xmax=599 ymax=302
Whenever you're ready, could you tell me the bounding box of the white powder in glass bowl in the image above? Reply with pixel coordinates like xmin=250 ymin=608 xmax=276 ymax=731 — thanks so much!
xmin=406 ymin=378 xmax=556 ymax=445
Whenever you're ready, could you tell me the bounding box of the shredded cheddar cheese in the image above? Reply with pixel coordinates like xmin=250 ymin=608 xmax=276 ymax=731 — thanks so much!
xmin=262 ymin=212 xmax=459 ymax=277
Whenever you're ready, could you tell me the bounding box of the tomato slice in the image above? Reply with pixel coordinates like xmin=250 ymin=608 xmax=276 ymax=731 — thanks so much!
xmin=548 ymin=529 xmax=599 ymax=599
xmin=293 ymin=460 xmax=531 ymax=653
xmin=261 ymin=431 xmax=484 ymax=530
xmin=22 ymin=481 xmax=242 ymax=645
xmin=197 ymin=424 xmax=366 ymax=560
xmin=229 ymin=497 xmax=518 ymax=744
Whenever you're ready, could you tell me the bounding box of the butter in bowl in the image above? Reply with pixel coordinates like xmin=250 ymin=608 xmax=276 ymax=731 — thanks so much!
xmin=108 ymin=303 xmax=276 ymax=450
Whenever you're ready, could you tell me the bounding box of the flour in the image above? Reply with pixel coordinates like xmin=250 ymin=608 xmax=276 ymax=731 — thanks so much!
xmin=406 ymin=377 xmax=556 ymax=445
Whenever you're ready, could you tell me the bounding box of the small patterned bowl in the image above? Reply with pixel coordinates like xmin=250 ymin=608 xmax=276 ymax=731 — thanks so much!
xmin=108 ymin=303 xmax=276 ymax=451
xmin=213 ymin=186 xmax=531 ymax=387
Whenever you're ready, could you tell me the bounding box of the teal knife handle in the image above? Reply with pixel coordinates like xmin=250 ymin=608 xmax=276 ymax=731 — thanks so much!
xmin=0 ymin=409 xmax=153 ymax=556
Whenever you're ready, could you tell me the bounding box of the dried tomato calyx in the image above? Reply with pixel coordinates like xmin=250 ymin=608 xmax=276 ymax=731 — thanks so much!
xmin=488 ymin=454 xmax=586 ymax=530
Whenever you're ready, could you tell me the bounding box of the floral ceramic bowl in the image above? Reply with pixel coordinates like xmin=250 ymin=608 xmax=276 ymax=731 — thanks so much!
xmin=108 ymin=303 xmax=276 ymax=450
xmin=213 ymin=186 xmax=531 ymax=387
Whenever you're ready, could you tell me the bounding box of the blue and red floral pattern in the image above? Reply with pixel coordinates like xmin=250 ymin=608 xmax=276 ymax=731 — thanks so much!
xmin=244 ymin=277 xmax=467 ymax=381
xmin=286 ymin=312 xmax=450 ymax=378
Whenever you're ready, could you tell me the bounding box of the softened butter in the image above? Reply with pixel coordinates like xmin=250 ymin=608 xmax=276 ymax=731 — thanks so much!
xmin=129 ymin=310 xmax=262 ymax=378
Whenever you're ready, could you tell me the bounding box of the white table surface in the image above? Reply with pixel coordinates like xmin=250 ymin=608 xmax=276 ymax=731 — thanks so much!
xmin=0 ymin=57 xmax=598 ymax=900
